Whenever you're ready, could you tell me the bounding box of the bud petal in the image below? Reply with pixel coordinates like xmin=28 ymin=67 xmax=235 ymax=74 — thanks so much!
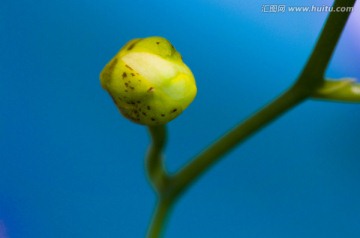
xmin=100 ymin=37 xmax=197 ymax=125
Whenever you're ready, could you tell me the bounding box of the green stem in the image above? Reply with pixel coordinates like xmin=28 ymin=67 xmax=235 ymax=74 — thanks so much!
xmin=146 ymin=125 xmax=173 ymax=237
xmin=172 ymin=85 xmax=306 ymax=196
xmin=296 ymin=0 xmax=355 ymax=90
xmin=146 ymin=125 xmax=169 ymax=192
xmin=147 ymin=198 xmax=172 ymax=238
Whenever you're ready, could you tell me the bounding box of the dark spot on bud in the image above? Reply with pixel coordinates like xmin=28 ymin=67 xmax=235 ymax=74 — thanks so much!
xmin=127 ymin=42 xmax=137 ymax=51
xmin=171 ymin=109 xmax=177 ymax=113
xmin=131 ymin=73 xmax=135 ymax=76
xmin=156 ymin=42 xmax=160 ymax=45
xmin=147 ymin=87 xmax=154 ymax=92
xmin=108 ymin=58 xmax=118 ymax=71
xmin=161 ymin=114 xmax=165 ymax=117
xmin=147 ymin=106 xmax=151 ymax=110
xmin=142 ymin=112 xmax=147 ymax=116
xmin=151 ymin=118 xmax=155 ymax=121
xmin=125 ymin=83 xmax=129 ymax=87
xmin=125 ymin=65 xmax=134 ymax=71
xmin=122 ymin=72 xmax=127 ymax=78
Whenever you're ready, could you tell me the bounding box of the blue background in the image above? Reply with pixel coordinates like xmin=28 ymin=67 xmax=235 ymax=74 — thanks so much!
xmin=1 ymin=0 xmax=360 ymax=237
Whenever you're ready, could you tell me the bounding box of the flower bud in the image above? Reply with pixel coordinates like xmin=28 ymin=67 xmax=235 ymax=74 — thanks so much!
xmin=100 ymin=36 xmax=197 ymax=125
xmin=312 ymin=78 xmax=360 ymax=102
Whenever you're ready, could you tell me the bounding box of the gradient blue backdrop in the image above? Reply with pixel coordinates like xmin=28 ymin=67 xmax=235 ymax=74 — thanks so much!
xmin=1 ymin=0 xmax=360 ymax=237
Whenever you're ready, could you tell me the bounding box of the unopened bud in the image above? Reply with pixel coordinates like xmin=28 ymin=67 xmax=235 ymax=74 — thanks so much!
xmin=100 ymin=36 xmax=197 ymax=125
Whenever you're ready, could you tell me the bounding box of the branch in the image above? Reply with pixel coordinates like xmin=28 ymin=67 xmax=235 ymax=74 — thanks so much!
xmin=173 ymin=0 xmax=356 ymax=198
xmin=146 ymin=199 xmax=172 ymax=238
xmin=296 ymin=0 xmax=356 ymax=90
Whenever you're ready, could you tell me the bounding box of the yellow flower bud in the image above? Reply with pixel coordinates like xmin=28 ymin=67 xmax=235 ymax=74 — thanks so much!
xmin=312 ymin=78 xmax=360 ymax=102
xmin=100 ymin=36 xmax=197 ymax=125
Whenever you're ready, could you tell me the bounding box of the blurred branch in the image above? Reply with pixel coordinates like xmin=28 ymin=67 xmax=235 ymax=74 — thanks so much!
xmin=172 ymin=0 xmax=356 ymax=200
xmin=147 ymin=198 xmax=172 ymax=238
xmin=172 ymin=86 xmax=306 ymax=197
xmin=295 ymin=0 xmax=356 ymax=90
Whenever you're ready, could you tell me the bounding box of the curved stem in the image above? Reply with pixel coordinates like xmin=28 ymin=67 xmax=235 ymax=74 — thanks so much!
xmin=146 ymin=125 xmax=169 ymax=192
xmin=146 ymin=125 xmax=173 ymax=237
